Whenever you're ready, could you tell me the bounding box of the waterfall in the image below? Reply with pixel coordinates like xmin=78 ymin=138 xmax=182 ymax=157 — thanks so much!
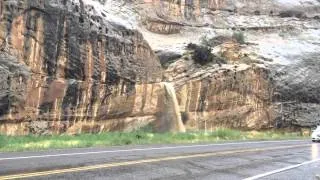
xmin=158 ymin=82 xmax=186 ymax=132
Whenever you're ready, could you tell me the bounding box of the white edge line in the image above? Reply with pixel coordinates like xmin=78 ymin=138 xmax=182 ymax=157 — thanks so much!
xmin=243 ymin=158 xmax=320 ymax=180
xmin=0 ymin=140 xmax=305 ymax=161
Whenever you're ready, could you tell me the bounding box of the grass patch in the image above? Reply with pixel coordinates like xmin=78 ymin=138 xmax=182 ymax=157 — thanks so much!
xmin=0 ymin=129 xmax=306 ymax=152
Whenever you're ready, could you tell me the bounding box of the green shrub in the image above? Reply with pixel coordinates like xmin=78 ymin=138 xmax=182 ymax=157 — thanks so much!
xmin=192 ymin=45 xmax=214 ymax=65
xmin=232 ymin=32 xmax=245 ymax=44
xmin=191 ymin=45 xmax=226 ymax=65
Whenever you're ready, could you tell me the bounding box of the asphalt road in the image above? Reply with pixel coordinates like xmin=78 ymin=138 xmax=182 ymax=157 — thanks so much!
xmin=0 ymin=140 xmax=319 ymax=180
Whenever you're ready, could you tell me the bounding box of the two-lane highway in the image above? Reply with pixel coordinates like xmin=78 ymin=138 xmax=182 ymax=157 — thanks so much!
xmin=0 ymin=140 xmax=319 ymax=180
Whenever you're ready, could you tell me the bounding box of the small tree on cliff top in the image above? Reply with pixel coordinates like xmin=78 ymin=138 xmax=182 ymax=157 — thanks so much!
xmin=192 ymin=45 xmax=214 ymax=65
xmin=187 ymin=44 xmax=226 ymax=66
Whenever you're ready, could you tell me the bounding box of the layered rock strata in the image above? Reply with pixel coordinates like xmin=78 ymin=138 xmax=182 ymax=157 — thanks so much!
xmin=138 ymin=0 xmax=320 ymax=129
xmin=164 ymin=59 xmax=274 ymax=130
xmin=1 ymin=0 xmax=320 ymax=135
xmin=0 ymin=0 xmax=164 ymax=135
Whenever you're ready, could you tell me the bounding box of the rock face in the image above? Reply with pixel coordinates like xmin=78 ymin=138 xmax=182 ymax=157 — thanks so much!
xmin=272 ymin=54 xmax=320 ymax=127
xmin=164 ymin=60 xmax=274 ymax=130
xmin=1 ymin=0 xmax=319 ymax=135
xmin=0 ymin=0 xmax=164 ymax=135
xmin=138 ymin=0 xmax=320 ymax=129
xmin=139 ymin=0 xmax=320 ymax=34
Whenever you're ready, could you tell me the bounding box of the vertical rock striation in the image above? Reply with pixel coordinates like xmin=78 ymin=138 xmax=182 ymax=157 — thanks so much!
xmin=165 ymin=61 xmax=274 ymax=130
xmin=0 ymin=0 xmax=163 ymax=135
xmin=1 ymin=0 xmax=319 ymax=135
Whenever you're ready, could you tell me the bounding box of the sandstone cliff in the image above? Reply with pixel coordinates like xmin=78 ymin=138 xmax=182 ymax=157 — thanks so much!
xmin=165 ymin=61 xmax=274 ymax=130
xmin=1 ymin=0 xmax=319 ymax=135
xmin=0 ymin=0 xmax=164 ymax=135
xmin=136 ymin=0 xmax=320 ymax=129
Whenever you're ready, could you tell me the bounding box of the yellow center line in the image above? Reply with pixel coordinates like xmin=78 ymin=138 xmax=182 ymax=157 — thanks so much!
xmin=0 ymin=144 xmax=310 ymax=180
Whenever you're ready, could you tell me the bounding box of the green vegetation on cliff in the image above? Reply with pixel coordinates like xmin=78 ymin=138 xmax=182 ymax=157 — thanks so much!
xmin=0 ymin=129 xmax=305 ymax=152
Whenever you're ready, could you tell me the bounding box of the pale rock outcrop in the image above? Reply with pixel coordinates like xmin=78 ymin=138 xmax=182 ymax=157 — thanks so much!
xmin=272 ymin=54 xmax=320 ymax=127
